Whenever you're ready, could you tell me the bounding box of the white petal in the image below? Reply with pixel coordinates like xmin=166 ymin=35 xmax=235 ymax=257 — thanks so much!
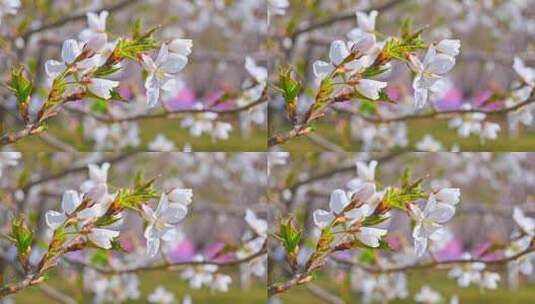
xmin=313 ymin=209 xmax=334 ymax=228
xmin=166 ymin=203 xmax=188 ymax=224
xmin=45 ymin=60 xmax=66 ymax=78
xmin=312 ymin=60 xmax=333 ymax=79
xmin=356 ymin=79 xmax=387 ymax=100
xmin=357 ymin=227 xmax=386 ymax=247
xmin=61 ymin=190 xmax=82 ymax=215
xmin=141 ymin=54 xmax=157 ymax=72
xmin=351 ymin=34 xmax=375 ymax=54
xmin=427 ymin=202 xmax=456 ymax=223
xmin=155 ymin=44 xmax=169 ymax=66
xmin=422 ymin=45 xmax=437 ymax=67
xmin=168 ymin=188 xmax=193 ymax=205
xmin=169 ymin=39 xmax=193 ymax=57
xmin=161 ymin=54 xmax=187 ymax=74
xmin=245 ymin=209 xmax=267 ymax=235
xmin=413 ymin=85 xmax=428 ymax=109
xmin=356 ymin=160 xmax=377 ymax=181
xmin=155 ymin=193 xmax=169 ymax=215
xmin=329 ymin=40 xmax=350 ymax=66
xmin=347 ymin=28 xmax=365 ymax=43
xmin=427 ymin=54 xmax=455 ymax=75
xmin=435 ymin=188 xmax=460 ymax=205
xmin=146 ymin=86 xmax=160 ymax=107
xmin=435 ymin=39 xmax=460 ymax=57
xmin=513 ymin=57 xmax=535 ymax=85
xmin=61 ymin=39 xmax=82 ymax=64
xmin=45 ymin=210 xmax=66 ymax=229
xmin=146 ymin=231 xmax=161 ymax=257
xmin=329 ymin=189 xmax=350 ymax=214
xmin=414 ymin=235 xmax=428 ymax=257
xmin=356 ymin=10 xmax=377 ymax=32
xmin=245 ymin=56 xmax=268 ymax=82
xmin=88 ymin=78 xmax=119 ymax=99
xmin=350 ymin=182 xmax=376 ymax=202
xmin=345 ymin=204 xmax=370 ymax=224
xmin=89 ymin=228 xmax=119 ymax=249
xmin=89 ymin=163 xmax=109 ymax=183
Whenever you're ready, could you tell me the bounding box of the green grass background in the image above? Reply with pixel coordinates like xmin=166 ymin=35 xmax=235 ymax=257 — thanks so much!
xmin=276 ymin=270 xmax=535 ymax=303
xmin=274 ymin=118 xmax=535 ymax=152
xmin=11 ymin=271 xmax=266 ymax=303
xmin=13 ymin=119 xmax=267 ymax=152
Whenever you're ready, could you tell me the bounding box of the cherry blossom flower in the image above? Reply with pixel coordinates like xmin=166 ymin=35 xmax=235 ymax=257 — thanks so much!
xmin=168 ymin=38 xmax=193 ymax=57
xmin=168 ymin=188 xmax=193 ymax=206
xmin=448 ymin=253 xmax=485 ymax=287
xmin=0 ymin=152 xmax=21 ymax=177
xmin=0 ymin=0 xmax=20 ymax=25
xmin=409 ymin=45 xmax=457 ymax=108
xmin=181 ymin=255 xmax=218 ymax=289
xmin=142 ymin=193 xmax=189 ymax=257
xmin=212 ymin=121 xmax=233 ymax=141
xmin=245 ymin=209 xmax=267 ymax=238
xmin=312 ymin=40 xmax=356 ymax=78
xmin=357 ymin=227 xmax=387 ymax=248
xmin=142 ymin=44 xmax=189 ymax=107
xmin=80 ymin=162 xmax=110 ymax=202
xmin=148 ymin=134 xmax=176 ymax=151
xmin=416 ymin=135 xmax=443 ymax=151
xmin=347 ymin=160 xmax=377 ymax=189
xmin=410 ymin=193 xmax=456 ymax=257
xmin=180 ymin=103 xmax=223 ymax=138
xmin=448 ymin=105 xmax=501 ymax=142
xmin=506 ymin=235 xmax=535 ymax=275
xmin=88 ymin=227 xmax=120 ymax=249
xmin=211 ymin=273 xmax=232 ymax=292
xmin=45 ymin=40 xmax=89 ymax=78
xmin=313 ymin=40 xmax=386 ymax=100
xmin=313 ymin=185 xmax=374 ymax=228
xmin=238 ymin=209 xmax=267 ymax=279
xmin=267 ymin=0 xmax=289 ymax=18
xmin=45 ymin=190 xmax=83 ymax=229
xmin=79 ymin=10 xmax=109 ymax=50
xmin=435 ymin=39 xmax=461 ymax=57
xmin=87 ymin=78 xmax=119 ymax=99
xmin=435 ymin=188 xmax=461 ymax=206
xmin=513 ymin=57 xmax=535 ymax=88
xmin=347 ymin=10 xmax=378 ymax=43
xmin=480 ymin=272 xmax=500 ymax=290
xmin=414 ymin=285 xmax=442 ymax=303
xmin=147 ymin=286 xmax=175 ymax=304
xmin=513 ymin=207 xmax=535 ymax=236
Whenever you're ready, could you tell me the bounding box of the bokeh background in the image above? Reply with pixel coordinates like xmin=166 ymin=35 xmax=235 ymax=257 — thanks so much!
xmin=268 ymin=152 xmax=535 ymax=303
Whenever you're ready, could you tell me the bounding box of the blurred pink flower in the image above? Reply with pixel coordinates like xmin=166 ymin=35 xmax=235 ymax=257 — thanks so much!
xmin=167 ymin=239 xmax=195 ymax=262
xmin=435 ymin=89 xmax=463 ymax=110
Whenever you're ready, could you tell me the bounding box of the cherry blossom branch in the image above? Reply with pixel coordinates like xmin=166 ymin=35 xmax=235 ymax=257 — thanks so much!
xmin=288 ymin=151 xmax=406 ymax=193
xmin=339 ymin=97 xmax=535 ymax=124
xmin=20 ymin=0 xmax=141 ymax=40
xmin=37 ymin=283 xmax=77 ymax=304
xmin=304 ymin=283 xmax=345 ymax=304
xmin=66 ymin=248 xmax=267 ymax=274
xmin=290 ymin=0 xmax=407 ymax=39
xmin=21 ymin=151 xmax=136 ymax=192
xmin=66 ymin=91 xmax=267 ymax=123
xmin=331 ymin=246 xmax=535 ymax=274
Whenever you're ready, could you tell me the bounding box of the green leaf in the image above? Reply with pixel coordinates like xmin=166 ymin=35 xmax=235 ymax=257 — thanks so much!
xmin=90 ymin=249 xmax=109 ymax=266
xmin=8 ymin=65 xmax=33 ymax=121
xmin=90 ymin=99 xmax=108 ymax=114
xmin=359 ymin=100 xmax=376 ymax=115
xmin=361 ymin=214 xmax=389 ymax=226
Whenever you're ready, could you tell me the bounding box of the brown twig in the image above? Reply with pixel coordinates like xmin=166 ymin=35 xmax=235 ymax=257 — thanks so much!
xmin=66 ymin=249 xmax=266 ymax=274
